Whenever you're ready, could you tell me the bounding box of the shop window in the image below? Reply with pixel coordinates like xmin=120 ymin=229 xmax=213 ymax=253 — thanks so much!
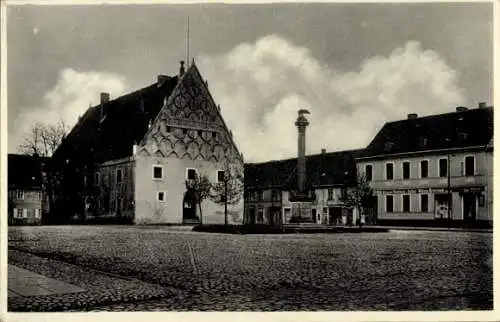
xmin=403 ymin=194 xmax=410 ymax=212
xmin=421 ymin=194 xmax=429 ymax=212
xmin=386 ymin=195 xmax=394 ymax=213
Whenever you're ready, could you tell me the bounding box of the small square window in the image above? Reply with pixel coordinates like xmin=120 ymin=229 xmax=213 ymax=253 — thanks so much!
xmin=158 ymin=192 xmax=165 ymax=202
xmin=187 ymin=168 xmax=197 ymax=180
xmin=212 ymin=132 xmax=217 ymax=138
xmin=153 ymin=166 xmax=163 ymax=179
xmin=183 ymin=129 xmax=188 ymax=135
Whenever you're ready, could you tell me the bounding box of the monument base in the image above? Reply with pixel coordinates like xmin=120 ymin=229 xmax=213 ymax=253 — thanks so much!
xmin=289 ymin=201 xmax=314 ymax=223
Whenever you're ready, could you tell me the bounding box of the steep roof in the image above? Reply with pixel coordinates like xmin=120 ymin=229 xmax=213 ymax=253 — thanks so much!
xmin=244 ymin=149 xmax=366 ymax=190
xmin=360 ymin=106 xmax=493 ymax=160
xmin=51 ymin=75 xmax=179 ymax=167
xmin=8 ymin=154 xmax=48 ymax=189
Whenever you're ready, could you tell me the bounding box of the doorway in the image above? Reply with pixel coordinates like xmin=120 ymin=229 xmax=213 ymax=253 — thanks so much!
xmin=463 ymin=193 xmax=477 ymax=222
xmin=328 ymin=207 xmax=342 ymax=225
xmin=183 ymin=190 xmax=198 ymax=223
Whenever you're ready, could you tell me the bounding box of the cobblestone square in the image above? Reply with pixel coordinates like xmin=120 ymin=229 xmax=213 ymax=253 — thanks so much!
xmin=8 ymin=226 xmax=493 ymax=311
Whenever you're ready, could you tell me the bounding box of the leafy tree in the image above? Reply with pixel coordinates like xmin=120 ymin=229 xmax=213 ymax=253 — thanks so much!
xmin=185 ymin=174 xmax=212 ymax=225
xmin=338 ymin=173 xmax=374 ymax=226
xmin=210 ymin=161 xmax=244 ymax=227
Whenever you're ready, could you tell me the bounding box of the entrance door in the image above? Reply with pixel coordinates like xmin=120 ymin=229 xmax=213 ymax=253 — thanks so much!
xmin=248 ymin=207 xmax=256 ymax=225
xmin=463 ymin=193 xmax=477 ymax=222
xmin=328 ymin=207 xmax=342 ymax=225
xmin=183 ymin=190 xmax=198 ymax=223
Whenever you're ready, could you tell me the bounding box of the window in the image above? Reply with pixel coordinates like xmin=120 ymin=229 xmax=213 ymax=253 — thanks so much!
xmin=257 ymin=191 xmax=263 ymax=201
xmin=158 ymin=192 xmax=165 ymax=202
xmin=183 ymin=129 xmax=188 ymax=135
xmin=116 ymin=169 xmax=123 ymax=183
xmin=365 ymin=165 xmax=373 ymax=181
xmin=217 ymin=170 xmax=225 ymax=183
xmin=36 ymin=191 xmax=41 ymax=201
xmin=95 ymin=172 xmax=100 ymax=185
xmin=197 ymin=130 xmax=202 ymax=137
xmin=327 ymin=188 xmax=334 ymax=200
xmin=386 ymin=195 xmax=394 ymax=213
xmin=385 ymin=163 xmax=394 ymax=180
xmin=312 ymin=209 xmax=317 ymax=221
xmin=13 ymin=208 xmax=18 ymax=218
xmin=187 ymin=168 xmax=197 ymax=180
xmin=257 ymin=207 xmax=264 ymax=223
xmin=16 ymin=190 xmax=24 ymax=200
xmin=22 ymin=209 xmax=28 ymax=218
xmin=35 ymin=209 xmax=41 ymax=218
xmin=166 ymin=126 xmax=171 ymax=133
xmin=341 ymin=188 xmax=348 ymax=200
xmin=465 ymin=156 xmax=475 ymax=176
xmin=402 ymin=162 xmax=410 ymax=179
xmin=421 ymin=194 xmax=429 ymax=213
xmin=402 ymin=195 xmax=410 ymax=212
xmin=212 ymin=132 xmax=217 ymax=138
xmin=439 ymin=158 xmax=448 ymax=178
xmin=420 ymin=160 xmax=429 ymax=178
xmin=271 ymin=190 xmax=279 ymax=201
xmin=153 ymin=165 xmax=163 ymax=179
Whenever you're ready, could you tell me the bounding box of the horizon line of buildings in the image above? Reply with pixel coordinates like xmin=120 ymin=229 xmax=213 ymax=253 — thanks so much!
xmin=7 ymin=61 xmax=494 ymax=228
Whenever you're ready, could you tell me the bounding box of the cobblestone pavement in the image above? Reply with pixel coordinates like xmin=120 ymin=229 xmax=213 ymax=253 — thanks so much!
xmin=8 ymin=226 xmax=493 ymax=311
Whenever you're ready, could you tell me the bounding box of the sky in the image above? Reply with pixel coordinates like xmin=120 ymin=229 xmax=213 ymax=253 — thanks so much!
xmin=6 ymin=2 xmax=493 ymax=162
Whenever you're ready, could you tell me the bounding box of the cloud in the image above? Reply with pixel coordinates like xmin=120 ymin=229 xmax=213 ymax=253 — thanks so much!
xmin=10 ymin=68 xmax=127 ymax=154
xmin=197 ymin=35 xmax=465 ymax=163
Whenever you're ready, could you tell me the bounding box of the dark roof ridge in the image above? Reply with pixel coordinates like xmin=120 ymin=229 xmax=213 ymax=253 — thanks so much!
xmin=385 ymin=106 xmax=493 ymax=125
xmin=246 ymin=148 xmax=365 ymax=166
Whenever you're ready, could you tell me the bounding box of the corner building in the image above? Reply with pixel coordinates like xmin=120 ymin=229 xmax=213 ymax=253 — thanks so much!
xmin=356 ymin=104 xmax=493 ymax=228
xmin=50 ymin=61 xmax=244 ymax=224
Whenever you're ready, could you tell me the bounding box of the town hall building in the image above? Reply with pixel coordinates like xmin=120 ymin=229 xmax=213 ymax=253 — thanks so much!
xmin=49 ymin=61 xmax=244 ymax=224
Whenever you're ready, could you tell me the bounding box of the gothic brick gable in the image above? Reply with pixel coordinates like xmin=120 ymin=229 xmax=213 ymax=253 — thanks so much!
xmin=138 ymin=61 xmax=243 ymax=165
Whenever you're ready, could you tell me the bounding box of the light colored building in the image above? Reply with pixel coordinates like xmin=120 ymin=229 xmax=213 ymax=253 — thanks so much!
xmin=356 ymin=104 xmax=493 ymax=227
xmin=50 ymin=61 xmax=244 ymax=224
xmin=8 ymin=154 xmax=47 ymax=225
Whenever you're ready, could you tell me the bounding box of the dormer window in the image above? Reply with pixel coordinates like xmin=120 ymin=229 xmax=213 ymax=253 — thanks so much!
xmin=384 ymin=142 xmax=394 ymax=152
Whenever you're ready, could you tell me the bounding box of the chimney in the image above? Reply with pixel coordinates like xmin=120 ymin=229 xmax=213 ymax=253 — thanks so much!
xmin=100 ymin=92 xmax=110 ymax=120
xmin=456 ymin=106 xmax=468 ymax=112
xmin=100 ymin=92 xmax=110 ymax=104
xmin=321 ymin=149 xmax=326 ymax=154
xmin=179 ymin=61 xmax=185 ymax=77
xmin=478 ymin=102 xmax=487 ymax=109
xmin=295 ymin=109 xmax=310 ymax=193
xmin=157 ymin=75 xmax=168 ymax=84
xmin=407 ymin=113 xmax=418 ymax=120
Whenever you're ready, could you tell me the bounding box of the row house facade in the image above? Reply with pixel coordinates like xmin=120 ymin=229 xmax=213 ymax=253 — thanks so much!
xmin=7 ymin=154 xmax=48 ymax=225
xmin=356 ymin=104 xmax=493 ymax=227
xmin=49 ymin=60 xmax=244 ymax=224
xmin=244 ymin=149 xmax=365 ymax=225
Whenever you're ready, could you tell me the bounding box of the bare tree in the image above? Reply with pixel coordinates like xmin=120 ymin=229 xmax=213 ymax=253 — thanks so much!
xmin=19 ymin=119 xmax=68 ymax=157
xmin=185 ymin=173 xmax=212 ymax=225
xmin=210 ymin=161 xmax=244 ymax=227
xmin=338 ymin=173 xmax=374 ymax=226
xmin=18 ymin=120 xmax=69 ymax=219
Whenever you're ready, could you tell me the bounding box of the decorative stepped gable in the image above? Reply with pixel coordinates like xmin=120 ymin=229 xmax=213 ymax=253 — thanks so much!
xmin=138 ymin=61 xmax=243 ymax=164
